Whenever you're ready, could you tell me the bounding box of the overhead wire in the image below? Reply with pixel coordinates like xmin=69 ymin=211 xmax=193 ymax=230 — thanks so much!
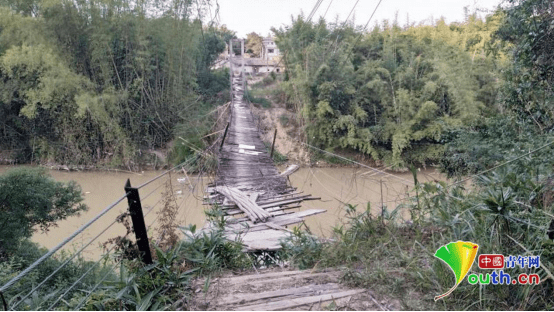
xmin=8 ymin=214 xmax=124 ymax=310
xmin=46 ymin=242 xmax=120 ymax=311
xmin=299 ymin=140 xmax=413 ymax=185
xmin=0 ymin=193 xmax=129 ymax=293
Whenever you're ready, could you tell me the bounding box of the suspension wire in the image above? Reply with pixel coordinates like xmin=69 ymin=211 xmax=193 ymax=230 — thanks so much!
xmin=4 ymin=156 xmax=197 ymax=305
xmin=300 ymin=141 xmax=413 ymax=185
xmin=8 ymin=213 xmax=124 ymax=310
xmin=135 ymin=156 xmax=197 ymax=190
xmin=322 ymin=0 xmax=334 ymax=19
xmin=140 ymin=180 xmax=166 ymax=202
xmin=0 ymin=193 xmax=129 ymax=293
xmin=319 ymin=0 xmax=361 ymax=61
xmin=307 ymin=0 xmax=325 ymax=22
xmin=47 ymin=244 xmax=118 ymax=311
xmin=446 ymin=139 xmax=554 ymax=188
xmin=375 ymin=139 xmax=554 ymax=205
xmin=309 ymin=168 xmax=359 ymax=205
xmin=144 ymin=195 xmax=165 ymax=218
xmin=73 ymin=260 xmax=119 ymax=311
xmin=341 ymin=0 xmax=384 ymax=64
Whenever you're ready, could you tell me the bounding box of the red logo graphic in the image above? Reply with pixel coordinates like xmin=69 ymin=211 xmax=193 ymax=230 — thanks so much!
xmin=479 ymin=254 xmax=504 ymax=269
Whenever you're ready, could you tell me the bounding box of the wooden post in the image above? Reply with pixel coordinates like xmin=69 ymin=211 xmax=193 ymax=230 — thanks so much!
xmin=241 ymin=39 xmax=245 ymax=91
xmin=220 ymin=122 xmax=230 ymax=151
xmin=124 ymin=179 xmax=153 ymax=265
xmin=270 ymin=129 xmax=277 ymax=158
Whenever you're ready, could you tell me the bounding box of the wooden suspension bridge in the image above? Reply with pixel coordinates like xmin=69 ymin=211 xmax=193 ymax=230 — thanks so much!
xmin=191 ymin=40 xmax=374 ymax=311
xmin=202 ymin=39 xmax=325 ymax=251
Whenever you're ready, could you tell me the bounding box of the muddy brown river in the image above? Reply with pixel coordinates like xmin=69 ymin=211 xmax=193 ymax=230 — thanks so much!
xmin=0 ymin=165 xmax=444 ymax=259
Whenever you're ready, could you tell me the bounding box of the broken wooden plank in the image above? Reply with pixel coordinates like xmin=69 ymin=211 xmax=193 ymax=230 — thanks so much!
xmin=280 ymin=164 xmax=299 ymax=177
xmin=214 ymin=186 xmax=270 ymax=223
xmin=217 ymin=283 xmax=342 ymax=306
xmin=234 ymin=289 xmax=366 ymax=311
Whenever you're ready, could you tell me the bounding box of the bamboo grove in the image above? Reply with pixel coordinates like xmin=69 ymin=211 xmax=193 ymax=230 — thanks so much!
xmin=273 ymin=8 xmax=505 ymax=168
xmin=0 ymin=0 xmax=233 ymax=167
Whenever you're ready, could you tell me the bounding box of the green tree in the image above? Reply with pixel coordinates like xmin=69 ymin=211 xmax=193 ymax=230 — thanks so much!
xmin=0 ymin=168 xmax=87 ymax=256
xmin=273 ymin=13 xmax=501 ymax=167
xmin=245 ymin=32 xmax=263 ymax=57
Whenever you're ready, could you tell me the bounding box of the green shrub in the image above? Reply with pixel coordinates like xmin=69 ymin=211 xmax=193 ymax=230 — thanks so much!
xmin=0 ymin=167 xmax=87 ymax=257
xmin=279 ymin=114 xmax=290 ymax=127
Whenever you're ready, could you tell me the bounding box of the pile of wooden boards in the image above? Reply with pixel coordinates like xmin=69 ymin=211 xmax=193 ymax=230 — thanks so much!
xmin=213 ymin=186 xmax=270 ymax=223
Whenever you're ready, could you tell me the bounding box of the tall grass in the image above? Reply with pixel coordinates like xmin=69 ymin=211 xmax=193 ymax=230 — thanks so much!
xmin=279 ymin=166 xmax=554 ymax=310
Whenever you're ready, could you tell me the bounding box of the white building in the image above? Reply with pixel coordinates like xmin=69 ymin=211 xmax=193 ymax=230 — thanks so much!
xmin=214 ymin=37 xmax=283 ymax=74
xmin=261 ymin=37 xmax=280 ymax=61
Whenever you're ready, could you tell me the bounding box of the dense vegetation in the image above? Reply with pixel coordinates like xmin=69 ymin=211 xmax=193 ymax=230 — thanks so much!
xmin=0 ymin=167 xmax=86 ymax=256
xmin=2 ymin=0 xmax=554 ymax=311
xmin=277 ymin=0 xmax=554 ymax=310
xmin=273 ymin=9 xmax=504 ymax=168
xmin=0 ymin=0 xmax=232 ymax=167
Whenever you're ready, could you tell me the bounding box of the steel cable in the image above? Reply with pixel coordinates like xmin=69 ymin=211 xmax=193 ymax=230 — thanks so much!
xmin=0 ymin=193 xmax=129 ymax=293
xmin=46 ymin=244 xmax=117 ymax=311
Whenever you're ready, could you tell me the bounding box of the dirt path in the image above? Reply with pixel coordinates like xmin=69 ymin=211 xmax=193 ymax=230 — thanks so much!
xmin=190 ymin=268 xmax=398 ymax=311
xmin=249 ymin=85 xmax=311 ymax=165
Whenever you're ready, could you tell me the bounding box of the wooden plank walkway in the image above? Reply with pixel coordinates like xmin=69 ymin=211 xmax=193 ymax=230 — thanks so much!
xmin=190 ymin=269 xmax=385 ymax=311
xmin=203 ymin=62 xmax=325 ymax=251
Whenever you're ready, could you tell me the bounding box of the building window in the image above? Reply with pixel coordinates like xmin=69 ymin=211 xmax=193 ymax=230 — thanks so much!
xmin=268 ymin=49 xmax=274 ymax=53
xmin=276 ymin=68 xmax=280 ymax=72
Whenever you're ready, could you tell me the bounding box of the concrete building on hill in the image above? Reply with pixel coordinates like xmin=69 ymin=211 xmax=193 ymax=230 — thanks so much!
xmin=213 ymin=37 xmax=283 ymax=74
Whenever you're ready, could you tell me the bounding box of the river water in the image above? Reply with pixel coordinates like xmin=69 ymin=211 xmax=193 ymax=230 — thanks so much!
xmin=0 ymin=165 xmax=444 ymax=259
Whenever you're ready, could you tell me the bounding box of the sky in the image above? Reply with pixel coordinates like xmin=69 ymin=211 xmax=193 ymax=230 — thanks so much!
xmin=210 ymin=0 xmax=505 ymax=38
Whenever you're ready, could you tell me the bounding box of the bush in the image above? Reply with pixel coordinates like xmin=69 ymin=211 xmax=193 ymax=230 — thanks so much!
xmin=0 ymin=167 xmax=87 ymax=257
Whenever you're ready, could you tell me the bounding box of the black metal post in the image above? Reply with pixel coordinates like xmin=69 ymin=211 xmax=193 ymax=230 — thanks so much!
xmin=124 ymin=179 xmax=153 ymax=265
xmin=0 ymin=290 xmax=8 ymax=311
xmin=220 ymin=122 xmax=230 ymax=151
xmin=270 ymin=129 xmax=277 ymax=158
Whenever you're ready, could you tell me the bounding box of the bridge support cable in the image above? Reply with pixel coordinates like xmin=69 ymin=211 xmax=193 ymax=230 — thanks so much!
xmin=0 ymin=193 xmax=129 ymax=294
xmin=73 ymin=261 xmax=120 ymax=311
xmin=299 ymin=141 xmax=413 ymax=185
xmin=8 ymin=215 xmax=123 ymax=310
xmin=46 ymin=243 xmax=120 ymax=311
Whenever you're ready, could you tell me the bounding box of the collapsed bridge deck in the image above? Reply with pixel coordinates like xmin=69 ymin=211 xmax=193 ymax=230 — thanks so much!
xmin=203 ymin=52 xmax=325 ymax=251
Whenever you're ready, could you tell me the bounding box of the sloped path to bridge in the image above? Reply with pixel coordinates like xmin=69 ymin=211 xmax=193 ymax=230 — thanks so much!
xmin=203 ymin=68 xmax=324 ymax=251
xmin=190 ymin=268 xmax=394 ymax=311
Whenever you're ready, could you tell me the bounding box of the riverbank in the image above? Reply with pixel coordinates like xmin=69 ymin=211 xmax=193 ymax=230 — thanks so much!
xmin=0 ymin=164 xmax=444 ymax=260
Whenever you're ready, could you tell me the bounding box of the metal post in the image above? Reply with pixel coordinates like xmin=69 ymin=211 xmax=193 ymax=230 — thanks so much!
xmin=220 ymin=122 xmax=229 ymax=151
xmin=270 ymin=129 xmax=277 ymax=158
xmin=124 ymin=179 xmax=152 ymax=265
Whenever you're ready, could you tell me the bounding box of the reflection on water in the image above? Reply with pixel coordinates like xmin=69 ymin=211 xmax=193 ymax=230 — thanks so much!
xmin=0 ymin=165 xmax=444 ymax=259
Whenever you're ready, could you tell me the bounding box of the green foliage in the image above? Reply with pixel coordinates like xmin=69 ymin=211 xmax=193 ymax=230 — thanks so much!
xmin=0 ymin=240 xmax=114 ymax=310
xmin=245 ymin=32 xmax=263 ymax=57
xmin=245 ymin=85 xmax=272 ymax=108
xmin=273 ymin=13 xmax=503 ymax=168
xmin=0 ymin=167 xmax=87 ymax=256
xmin=278 ymin=114 xmax=289 ymax=127
xmin=279 ymin=225 xmax=323 ymax=270
xmin=180 ymin=224 xmax=249 ymax=274
xmin=0 ymin=0 xmax=230 ymax=167
xmin=441 ymin=0 xmax=554 ymax=178
xmin=494 ymin=0 xmax=554 ymax=132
